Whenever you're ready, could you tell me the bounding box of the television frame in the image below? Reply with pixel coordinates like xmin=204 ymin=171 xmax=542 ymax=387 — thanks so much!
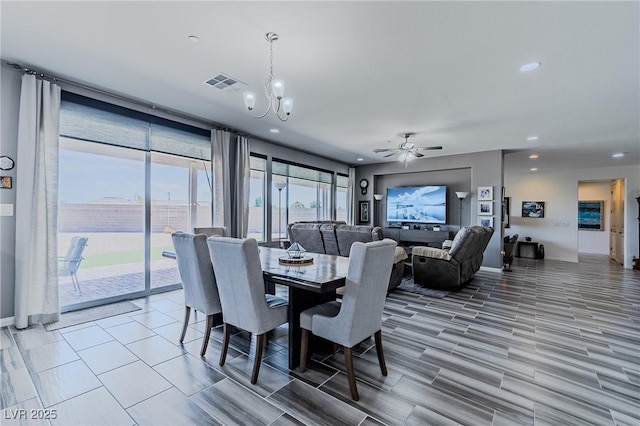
xmin=386 ymin=185 xmax=447 ymax=224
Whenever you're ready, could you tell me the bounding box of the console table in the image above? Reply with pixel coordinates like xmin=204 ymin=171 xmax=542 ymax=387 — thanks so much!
xmin=517 ymin=241 xmax=539 ymax=259
xmin=384 ymin=228 xmax=454 ymax=248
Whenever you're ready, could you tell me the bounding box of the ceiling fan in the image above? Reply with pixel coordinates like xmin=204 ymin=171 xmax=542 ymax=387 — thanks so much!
xmin=373 ymin=132 xmax=442 ymax=166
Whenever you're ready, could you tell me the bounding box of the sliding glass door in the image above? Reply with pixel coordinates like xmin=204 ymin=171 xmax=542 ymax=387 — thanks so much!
xmin=58 ymin=138 xmax=146 ymax=309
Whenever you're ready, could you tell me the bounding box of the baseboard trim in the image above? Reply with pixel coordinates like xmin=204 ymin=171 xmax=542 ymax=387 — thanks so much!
xmin=1 ymin=316 xmax=15 ymax=328
xmin=480 ymin=266 xmax=502 ymax=273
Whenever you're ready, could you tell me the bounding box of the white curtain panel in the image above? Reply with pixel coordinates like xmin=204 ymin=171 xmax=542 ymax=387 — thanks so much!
xmin=14 ymin=74 xmax=61 ymax=329
xmin=233 ymin=135 xmax=250 ymax=237
xmin=347 ymin=167 xmax=356 ymax=225
xmin=212 ymin=129 xmax=232 ymax=232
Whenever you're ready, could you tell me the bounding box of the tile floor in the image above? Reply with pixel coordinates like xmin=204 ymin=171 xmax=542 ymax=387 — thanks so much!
xmin=1 ymin=254 xmax=639 ymax=425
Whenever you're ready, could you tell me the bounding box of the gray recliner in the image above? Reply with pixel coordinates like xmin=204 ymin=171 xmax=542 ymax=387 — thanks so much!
xmin=171 ymin=232 xmax=223 ymax=356
xmin=207 ymin=237 xmax=288 ymax=384
xmin=299 ymin=239 xmax=397 ymax=401
xmin=412 ymin=226 xmax=494 ymax=289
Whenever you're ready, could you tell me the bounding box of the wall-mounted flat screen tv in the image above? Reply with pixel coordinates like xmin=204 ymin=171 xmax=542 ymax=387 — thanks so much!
xmin=386 ymin=185 xmax=447 ymax=224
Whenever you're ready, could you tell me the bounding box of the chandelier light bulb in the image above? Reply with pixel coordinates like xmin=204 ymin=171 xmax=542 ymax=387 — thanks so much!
xmin=271 ymin=79 xmax=285 ymax=99
xmin=282 ymin=98 xmax=293 ymax=115
xmin=243 ymin=92 xmax=256 ymax=110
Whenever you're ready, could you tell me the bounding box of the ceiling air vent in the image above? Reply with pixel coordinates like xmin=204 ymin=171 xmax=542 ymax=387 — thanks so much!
xmin=204 ymin=74 xmax=248 ymax=91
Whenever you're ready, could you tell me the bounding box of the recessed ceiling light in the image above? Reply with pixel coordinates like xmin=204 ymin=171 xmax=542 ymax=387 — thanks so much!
xmin=527 ymin=135 xmax=539 ymax=141
xmin=356 ymin=158 xmax=364 ymax=162
xmin=612 ymin=152 xmax=625 ymax=158
xmin=529 ymin=154 xmax=539 ymax=159
xmin=520 ymin=62 xmax=542 ymax=72
xmin=530 ymin=167 xmax=538 ymax=172
xmin=270 ymin=128 xmax=280 ymax=133
xmin=188 ymin=35 xmax=199 ymax=42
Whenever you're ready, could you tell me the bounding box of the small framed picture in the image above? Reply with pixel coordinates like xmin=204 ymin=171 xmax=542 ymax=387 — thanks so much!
xmin=522 ymin=201 xmax=545 ymax=218
xmin=478 ymin=216 xmax=494 ymax=227
xmin=359 ymin=200 xmax=370 ymax=224
xmin=478 ymin=201 xmax=493 ymax=215
xmin=0 ymin=176 xmax=12 ymax=189
xmin=478 ymin=186 xmax=493 ymax=201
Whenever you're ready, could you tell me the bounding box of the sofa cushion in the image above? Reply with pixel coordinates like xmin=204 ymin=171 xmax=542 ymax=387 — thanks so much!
xmin=394 ymin=246 xmax=409 ymax=263
xmin=412 ymin=246 xmax=452 ymax=261
xmin=335 ymin=225 xmax=383 ymax=256
xmin=288 ymin=223 xmax=326 ymax=254
xmin=320 ymin=224 xmax=340 ymax=255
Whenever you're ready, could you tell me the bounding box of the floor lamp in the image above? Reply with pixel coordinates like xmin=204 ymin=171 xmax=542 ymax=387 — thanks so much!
xmin=455 ymin=191 xmax=469 ymax=229
xmin=274 ymin=182 xmax=287 ymax=246
xmin=373 ymin=194 xmax=384 ymax=227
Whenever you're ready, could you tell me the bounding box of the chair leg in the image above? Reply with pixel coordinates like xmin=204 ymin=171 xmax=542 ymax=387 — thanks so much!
xmin=344 ymin=347 xmax=359 ymax=401
xmin=251 ymin=333 xmax=266 ymax=384
xmin=200 ymin=314 xmax=215 ymax=357
xmin=219 ymin=322 xmax=232 ymax=367
xmin=374 ymin=330 xmax=387 ymax=376
xmin=179 ymin=306 xmax=191 ymax=343
xmin=300 ymin=328 xmax=310 ymax=372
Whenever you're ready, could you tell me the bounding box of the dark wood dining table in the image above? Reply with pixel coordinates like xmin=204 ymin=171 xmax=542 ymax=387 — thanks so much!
xmin=163 ymin=246 xmax=349 ymax=369
xmin=259 ymin=247 xmax=349 ymax=369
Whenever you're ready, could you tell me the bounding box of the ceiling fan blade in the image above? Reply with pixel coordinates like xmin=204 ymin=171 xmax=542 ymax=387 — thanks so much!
xmin=413 ymin=152 xmax=424 ymax=158
xmin=416 ymin=146 xmax=443 ymax=151
xmin=383 ymin=152 xmax=397 ymax=158
xmin=373 ymin=148 xmax=394 ymax=153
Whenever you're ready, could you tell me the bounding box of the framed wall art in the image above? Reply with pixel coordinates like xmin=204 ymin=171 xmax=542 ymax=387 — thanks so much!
xmin=0 ymin=176 xmax=12 ymax=189
xmin=522 ymin=201 xmax=545 ymax=218
xmin=359 ymin=200 xmax=370 ymax=224
xmin=478 ymin=216 xmax=494 ymax=227
xmin=478 ymin=201 xmax=493 ymax=215
xmin=478 ymin=186 xmax=493 ymax=201
xmin=578 ymin=200 xmax=605 ymax=231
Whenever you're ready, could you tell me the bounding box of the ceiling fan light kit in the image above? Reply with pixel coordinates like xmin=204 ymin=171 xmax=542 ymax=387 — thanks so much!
xmin=243 ymin=32 xmax=294 ymax=121
xmin=373 ymin=133 xmax=442 ymax=167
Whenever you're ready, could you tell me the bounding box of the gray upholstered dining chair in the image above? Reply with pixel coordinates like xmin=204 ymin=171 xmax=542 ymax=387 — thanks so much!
xmin=299 ymin=238 xmax=397 ymax=401
xmin=171 ymin=232 xmax=223 ymax=357
xmin=193 ymin=227 xmax=227 ymax=237
xmin=206 ymin=236 xmax=288 ymax=384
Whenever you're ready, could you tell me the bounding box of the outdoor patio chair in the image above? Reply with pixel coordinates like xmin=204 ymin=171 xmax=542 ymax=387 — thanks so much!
xmin=58 ymin=236 xmax=88 ymax=294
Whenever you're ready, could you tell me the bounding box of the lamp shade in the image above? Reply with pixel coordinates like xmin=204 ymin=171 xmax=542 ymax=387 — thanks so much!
xmin=455 ymin=191 xmax=469 ymax=200
xmin=373 ymin=194 xmax=384 ymax=201
xmin=274 ymin=182 xmax=287 ymax=190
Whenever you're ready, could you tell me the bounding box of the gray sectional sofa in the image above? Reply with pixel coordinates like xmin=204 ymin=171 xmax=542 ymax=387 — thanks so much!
xmin=412 ymin=226 xmax=494 ymax=289
xmin=287 ymin=221 xmax=407 ymax=292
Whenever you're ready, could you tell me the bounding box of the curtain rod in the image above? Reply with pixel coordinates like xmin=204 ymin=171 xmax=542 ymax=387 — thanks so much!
xmin=3 ymin=60 xmax=244 ymax=136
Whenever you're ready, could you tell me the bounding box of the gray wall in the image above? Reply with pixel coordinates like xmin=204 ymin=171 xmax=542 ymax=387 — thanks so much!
xmin=356 ymin=150 xmax=504 ymax=268
xmin=1 ymin=69 xmax=21 ymax=322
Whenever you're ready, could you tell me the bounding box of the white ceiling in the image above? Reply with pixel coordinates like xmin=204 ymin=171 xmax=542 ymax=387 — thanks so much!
xmin=2 ymin=1 xmax=639 ymax=172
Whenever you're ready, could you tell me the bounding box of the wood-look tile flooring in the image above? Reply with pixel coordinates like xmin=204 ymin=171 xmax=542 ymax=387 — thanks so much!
xmin=1 ymin=254 xmax=639 ymax=425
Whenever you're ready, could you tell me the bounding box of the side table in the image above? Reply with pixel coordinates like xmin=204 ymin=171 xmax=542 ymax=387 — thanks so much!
xmin=517 ymin=241 xmax=539 ymax=259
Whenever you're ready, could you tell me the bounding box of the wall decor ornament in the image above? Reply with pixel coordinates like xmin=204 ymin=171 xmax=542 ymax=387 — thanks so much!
xmin=522 ymin=201 xmax=545 ymax=218
xmin=1 ymin=176 xmax=12 ymax=189
xmin=478 ymin=186 xmax=493 ymax=201
xmin=359 ymin=200 xmax=370 ymax=224
xmin=478 ymin=216 xmax=493 ymax=227
xmin=478 ymin=201 xmax=493 ymax=215
xmin=578 ymin=200 xmax=605 ymax=231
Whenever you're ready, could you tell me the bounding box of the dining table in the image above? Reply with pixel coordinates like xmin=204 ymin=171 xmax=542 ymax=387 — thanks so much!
xmin=162 ymin=246 xmax=349 ymax=369
xmin=260 ymin=247 xmax=349 ymax=369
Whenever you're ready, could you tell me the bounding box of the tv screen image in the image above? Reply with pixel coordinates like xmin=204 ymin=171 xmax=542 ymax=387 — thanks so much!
xmin=386 ymin=185 xmax=447 ymax=224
